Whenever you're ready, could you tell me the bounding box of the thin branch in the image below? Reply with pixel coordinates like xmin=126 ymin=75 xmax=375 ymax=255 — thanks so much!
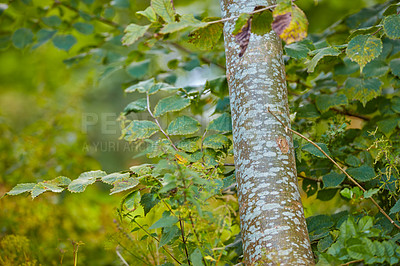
xmin=146 ymin=93 xmax=179 ymax=151
xmin=179 ymin=217 xmax=191 ymax=265
xmin=116 ymin=248 xmax=130 ymax=266
xmin=341 ymin=259 xmax=364 ymax=266
xmin=268 ymin=107 xmax=400 ymax=230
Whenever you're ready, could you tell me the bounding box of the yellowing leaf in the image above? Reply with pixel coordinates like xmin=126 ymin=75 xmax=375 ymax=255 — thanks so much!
xmin=346 ymin=34 xmax=382 ymax=71
xmin=272 ymin=1 xmax=308 ymax=44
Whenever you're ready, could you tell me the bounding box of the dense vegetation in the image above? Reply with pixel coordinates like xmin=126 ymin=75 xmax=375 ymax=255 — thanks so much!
xmin=1 ymin=0 xmax=399 ymax=265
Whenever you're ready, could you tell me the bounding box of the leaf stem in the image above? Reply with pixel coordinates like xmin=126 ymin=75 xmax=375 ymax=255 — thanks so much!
xmin=146 ymin=93 xmax=179 ymax=151
xmin=268 ymin=107 xmax=400 ymax=230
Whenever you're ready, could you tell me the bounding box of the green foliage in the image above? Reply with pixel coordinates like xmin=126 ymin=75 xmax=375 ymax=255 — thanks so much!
xmin=346 ymin=34 xmax=382 ymax=70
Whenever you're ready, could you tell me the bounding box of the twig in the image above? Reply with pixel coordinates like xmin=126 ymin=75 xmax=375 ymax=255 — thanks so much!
xmin=146 ymin=93 xmax=179 ymax=151
xmin=116 ymin=248 xmax=130 ymax=266
xmin=268 ymin=107 xmax=400 ymax=230
xmin=179 ymin=217 xmax=191 ymax=265
xmin=341 ymin=259 xmax=364 ymax=266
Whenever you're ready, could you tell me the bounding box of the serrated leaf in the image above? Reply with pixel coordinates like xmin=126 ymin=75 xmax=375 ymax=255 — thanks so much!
xmin=344 ymin=77 xmax=382 ymax=106
xmin=322 ymin=172 xmax=346 ymax=188
xmin=307 ymin=214 xmax=334 ymax=233
xmin=153 ymin=95 xmax=190 ymax=117
xmin=190 ymin=248 xmax=204 ymax=266
xmin=188 ymin=18 xmax=223 ymax=50
xmin=123 ymin=98 xmax=147 ymax=115
xmin=358 ymin=216 xmax=373 ymax=231
xmin=160 ymin=14 xmax=206 ymax=34
xmin=42 ymin=16 xmax=62 ymax=27
xmin=302 ymin=143 xmax=330 ymax=158
xmin=347 ymin=26 xmax=380 ymax=41
xmin=346 ymin=34 xmax=382 ymax=70
xmin=149 ymin=211 xmax=178 ymax=229
xmin=7 ymin=183 xmax=36 ymax=195
xmin=125 ymin=78 xmax=155 ymax=93
xmin=148 ymin=82 xmax=179 ymax=95
xmin=296 ymin=104 xmax=320 ymax=118
xmin=390 ymin=199 xmax=400 ymax=214
xmin=203 ymin=134 xmax=230 ymax=150
xmin=102 ymin=172 xmax=130 ymax=184
xmin=284 ymin=39 xmax=313 ymax=59
xmin=110 ymin=177 xmax=139 ymax=195
xmin=306 ymin=46 xmax=340 ymax=72
xmin=73 ymin=22 xmax=94 ymax=35
xmin=389 ymin=58 xmax=400 ymax=77
xmin=377 ymin=117 xmax=400 ymax=135
xmin=362 ymin=60 xmax=389 ymax=78
xmin=159 ymin=225 xmax=180 ymax=247
xmin=391 ymin=97 xmax=400 ymax=113
xmin=177 ymin=136 xmax=201 ymax=152
xmin=52 ymin=34 xmax=77 ymax=51
xmin=232 ymin=13 xmax=251 ymax=35
xmin=364 ymin=188 xmax=379 ymax=199
xmin=272 ymin=1 xmax=308 ymax=44
xmin=130 ymin=164 xmax=153 ymax=176
xmin=136 ymin=6 xmax=157 ymax=22
xmin=140 ymin=192 xmax=160 ymax=215
xmin=347 ymin=165 xmax=375 ymax=182
xmin=34 ymin=29 xmax=56 ymax=48
xmin=316 ymin=93 xmax=347 ymax=113
xmin=151 ymin=0 xmax=175 ymax=23
xmin=68 ymin=170 xmax=106 ymax=193
xmin=207 ymin=113 xmax=232 ymax=132
xmin=167 ymin=115 xmax=200 ymax=135
xmin=251 ymin=9 xmax=273 ymax=36
xmin=123 ymin=120 xmax=159 ymax=142
xmin=383 ymin=14 xmax=400 ymax=39
xmin=12 ymin=28 xmax=33 ymax=49
xmin=122 ymin=24 xmax=150 ymax=46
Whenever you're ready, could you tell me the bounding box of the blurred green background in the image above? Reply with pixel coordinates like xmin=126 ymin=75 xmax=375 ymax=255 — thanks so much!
xmin=0 ymin=0 xmax=388 ymax=265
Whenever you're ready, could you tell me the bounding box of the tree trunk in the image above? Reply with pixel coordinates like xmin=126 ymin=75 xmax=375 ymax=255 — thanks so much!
xmin=220 ymin=0 xmax=314 ymax=264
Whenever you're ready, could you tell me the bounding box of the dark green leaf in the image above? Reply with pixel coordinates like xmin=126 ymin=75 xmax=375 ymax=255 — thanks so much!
xmin=190 ymin=248 xmax=204 ymax=266
xmin=159 ymin=225 xmax=180 ymax=247
xmin=296 ymin=104 xmax=320 ymax=118
xmin=322 ymin=171 xmax=346 ymax=188
xmin=42 ymin=16 xmax=62 ymax=27
xmin=73 ymin=22 xmax=94 ymax=35
xmin=391 ymin=96 xmax=400 ymax=113
xmin=207 ymin=113 xmax=232 ymax=132
xmin=302 ymin=143 xmax=330 ymax=158
xmin=154 ymin=95 xmax=191 ymax=117
xmin=126 ymin=59 xmax=151 ymax=79
xmin=316 ymin=93 xmax=347 ymax=113
xmin=205 ymin=76 xmax=228 ymax=98
xmin=306 ymin=46 xmax=340 ymax=72
xmin=123 ymin=120 xmax=159 ymax=141
xmin=383 ymin=14 xmax=400 ymax=39
xmin=140 ymin=192 xmax=160 ymax=215
xmin=346 ymin=34 xmax=382 ymax=70
xmin=34 ymin=29 xmax=56 ymax=48
xmin=390 ymin=199 xmax=400 ymax=215
xmin=167 ymin=115 xmax=200 ymax=135
xmin=316 ymin=188 xmax=338 ymax=201
xmin=125 ymin=78 xmax=155 ymax=93
xmin=389 ymin=58 xmax=400 ymax=77
xmin=307 ymin=214 xmax=334 ymax=233
xmin=344 ymin=77 xmax=382 ymax=106
xmin=317 ymin=235 xmax=334 ymax=252
xmin=251 ymin=9 xmax=273 ymax=36
xmin=12 ymin=28 xmax=33 ymax=49
xmin=123 ymin=98 xmax=147 ymax=115
xmin=149 ymin=211 xmax=178 ymax=229
xmin=285 ymin=39 xmax=313 ymax=59
xmin=362 ymin=60 xmax=389 ymax=78
xmin=347 ymin=165 xmax=375 ymax=182
xmin=232 ymin=13 xmax=251 ymax=35
xmin=345 ymin=155 xmax=361 ymax=167
xmin=377 ymin=117 xmax=400 ymax=135
xmin=302 ymin=178 xmax=317 ymax=197
xmin=52 ymin=35 xmax=77 ymax=51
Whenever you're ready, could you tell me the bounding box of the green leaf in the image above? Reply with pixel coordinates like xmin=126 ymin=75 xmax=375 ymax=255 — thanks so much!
xmin=12 ymin=28 xmax=34 ymax=49
xmin=34 ymin=29 xmax=57 ymax=48
xmin=177 ymin=137 xmax=201 ymax=152
xmin=207 ymin=113 xmax=232 ymax=132
xmin=390 ymin=199 xmax=400 ymax=214
xmin=52 ymin=35 xmax=77 ymax=51
xmin=340 ymin=218 xmax=357 ymax=239
xmin=42 ymin=16 xmax=62 ymax=27
xmin=153 ymin=95 xmax=190 ymax=117
xmin=7 ymin=183 xmax=36 ymax=195
xmin=130 ymin=164 xmax=153 ymax=176
xmin=307 ymin=214 xmax=334 ymax=233
xmin=315 ymin=93 xmax=347 ymax=113
xmin=73 ymin=22 xmax=94 ymax=35
xmin=167 ymin=115 xmax=200 ymax=135
xmin=302 ymin=143 xmax=330 ymax=158
xmin=296 ymin=104 xmax=320 ymax=118
xmin=149 ymin=211 xmax=178 ymax=229
xmin=123 ymin=120 xmax=159 ymax=142
xmin=284 ymin=39 xmax=313 ymax=59
xmin=317 ymin=188 xmax=338 ymax=201
xmin=102 ymin=172 xmax=130 ymax=184
xmin=121 ymin=24 xmax=150 ymax=46
xmin=383 ymin=14 xmax=400 ymax=39
xmin=205 ymin=76 xmax=228 ymax=98
xmin=123 ymin=98 xmax=147 ymax=115
xmin=188 ymin=18 xmax=223 ymax=50
xmin=125 ymin=78 xmax=155 ymax=93
xmin=232 ymin=13 xmax=251 ymax=35
xmin=377 ymin=117 xmax=400 ymax=135
xmin=68 ymin=170 xmax=107 ymax=193
xmin=347 ymin=165 xmax=375 ymax=182
xmin=362 ymin=60 xmax=389 ymax=78
xmin=203 ymin=134 xmax=231 ymax=150
xmin=148 ymin=82 xmax=179 ymax=95
xmin=346 ymin=34 xmax=382 ymax=70
xmin=251 ymin=9 xmax=273 ymax=36
xmin=389 ymin=58 xmax=400 ymax=77
xmin=159 ymin=225 xmax=180 ymax=247
xmin=160 ymin=14 xmax=206 ymax=34
xmin=322 ymin=171 xmax=346 ymax=188
xmin=190 ymin=248 xmax=204 ymax=266
xmin=140 ymin=192 xmax=160 ymax=215
xmin=126 ymin=59 xmax=151 ymax=79
xmin=151 ymin=0 xmax=175 ymax=23
xmin=391 ymin=97 xmax=400 ymax=113
xmin=364 ymin=188 xmax=379 ymax=199
xmin=306 ymin=47 xmax=340 ymax=72
xmin=344 ymin=77 xmax=382 ymax=106
xmin=136 ymin=6 xmax=157 ymax=22
xmin=272 ymin=1 xmax=308 ymax=44
xmin=358 ymin=216 xmax=373 ymax=231
xmin=345 ymin=155 xmax=361 ymax=167
xmin=110 ymin=177 xmax=139 ymax=195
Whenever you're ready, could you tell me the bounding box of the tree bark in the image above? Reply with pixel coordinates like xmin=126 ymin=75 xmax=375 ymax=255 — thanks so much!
xmin=220 ymin=0 xmax=314 ymax=264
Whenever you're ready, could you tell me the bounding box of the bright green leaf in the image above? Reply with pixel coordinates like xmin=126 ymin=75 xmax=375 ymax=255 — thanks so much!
xmin=123 ymin=120 xmax=159 ymax=142
xmin=123 ymin=98 xmax=147 ymax=115
xmin=358 ymin=216 xmax=373 ymax=231
xmin=232 ymin=13 xmax=251 ymax=35
xmin=126 ymin=59 xmax=151 ymax=79
xmin=153 ymin=95 xmax=190 ymax=117
xmin=346 ymin=34 xmax=382 ymax=70
xmin=306 ymin=47 xmax=340 ymax=72
xmin=344 ymin=77 xmax=382 ymax=106
xmin=130 ymin=164 xmax=153 ymax=176
xmin=177 ymin=137 xmax=201 ymax=152
xmin=68 ymin=170 xmax=107 ymax=193
xmin=160 ymin=14 xmax=206 ymax=34
xmin=364 ymin=188 xmax=379 ymax=198
xmin=52 ymin=35 xmax=77 ymax=51
xmin=7 ymin=183 xmax=36 ymax=195
xmin=136 ymin=6 xmax=157 ymax=22
xmin=203 ymin=134 xmax=231 ymax=150
xmin=347 ymin=165 xmax=375 ymax=182
xmin=122 ymin=24 xmax=150 ymax=46
xmin=207 ymin=113 xmax=232 ymax=132
xmin=316 ymin=93 xmax=347 ymax=113
xmin=151 ymin=0 xmax=175 ymax=23
xmin=190 ymin=248 xmax=204 ymax=266
xmin=110 ymin=177 xmax=139 ymax=195
xmin=149 ymin=211 xmax=178 ymax=229
xmin=383 ymin=14 xmax=400 ymax=39
xmin=125 ymin=78 xmax=155 ymax=93
xmin=251 ymin=9 xmax=273 ymax=36
xmin=167 ymin=115 xmax=200 ymax=135
xmin=73 ymin=22 xmax=94 ymax=35
xmin=12 ymin=28 xmax=33 ymax=49
xmin=302 ymin=143 xmax=330 ymax=158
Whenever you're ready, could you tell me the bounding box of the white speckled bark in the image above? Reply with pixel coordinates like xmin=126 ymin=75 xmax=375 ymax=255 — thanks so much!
xmin=220 ymin=0 xmax=314 ymax=265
